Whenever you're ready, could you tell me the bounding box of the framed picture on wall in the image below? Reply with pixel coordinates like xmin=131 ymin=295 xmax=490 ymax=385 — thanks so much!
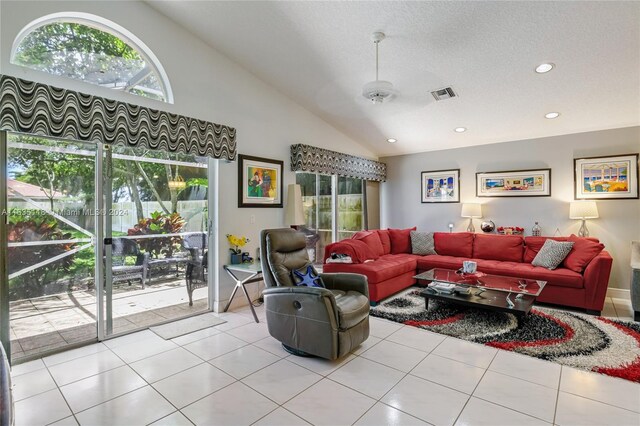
xmin=238 ymin=154 xmax=283 ymax=207
xmin=476 ymin=169 xmax=551 ymax=197
xmin=574 ymin=153 xmax=639 ymax=200
xmin=421 ymin=169 xmax=460 ymax=203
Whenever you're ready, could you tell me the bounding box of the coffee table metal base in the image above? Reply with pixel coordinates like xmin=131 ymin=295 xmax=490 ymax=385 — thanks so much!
xmin=421 ymin=287 xmax=536 ymax=316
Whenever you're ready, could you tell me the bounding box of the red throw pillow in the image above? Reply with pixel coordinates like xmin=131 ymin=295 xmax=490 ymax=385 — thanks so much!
xmin=352 ymin=231 xmax=383 ymax=259
xmin=563 ymin=234 xmax=605 ymax=273
xmin=388 ymin=227 xmax=417 ymax=254
xmin=323 ymin=240 xmax=375 ymax=264
xmin=377 ymin=230 xmax=392 ymax=255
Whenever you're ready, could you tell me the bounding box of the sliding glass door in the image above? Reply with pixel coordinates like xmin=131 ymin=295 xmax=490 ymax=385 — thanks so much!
xmin=6 ymin=134 xmax=98 ymax=362
xmin=297 ymin=173 xmax=366 ymax=263
xmin=297 ymin=173 xmax=333 ymax=263
xmin=102 ymin=145 xmax=210 ymax=337
xmin=1 ymin=132 xmax=214 ymax=361
xmin=337 ymin=176 xmax=365 ymax=240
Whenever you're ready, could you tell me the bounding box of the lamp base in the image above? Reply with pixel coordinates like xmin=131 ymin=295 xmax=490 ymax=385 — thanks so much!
xmin=466 ymin=218 xmax=475 ymax=233
xmin=578 ymin=219 xmax=589 ymax=237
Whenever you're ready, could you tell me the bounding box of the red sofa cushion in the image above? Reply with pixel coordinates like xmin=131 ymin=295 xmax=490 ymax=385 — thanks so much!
xmin=323 ymin=240 xmax=375 ymax=263
xmin=325 ymin=254 xmax=418 ymax=284
xmin=433 ymin=232 xmax=474 ymax=258
xmin=352 ymin=231 xmax=384 ymax=258
xmin=473 ymin=234 xmax=524 ymax=262
xmin=377 ymin=230 xmax=392 ymax=255
xmin=563 ymin=234 xmax=605 ymax=273
xmin=389 ymin=227 xmax=416 ymax=254
xmin=417 ymin=254 xmax=465 ymax=272
xmin=473 ymin=259 xmax=584 ymax=289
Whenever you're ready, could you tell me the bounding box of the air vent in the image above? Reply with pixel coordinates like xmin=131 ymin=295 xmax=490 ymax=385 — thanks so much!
xmin=431 ymin=87 xmax=457 ymax=101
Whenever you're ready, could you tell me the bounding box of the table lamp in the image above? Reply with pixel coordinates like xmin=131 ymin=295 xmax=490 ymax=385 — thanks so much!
xmin=569 ymin=201 xmax=598 ymax=237
xmin=284 ymin=184 xmax=305 ymax=228
xmin=461 ymin=203 xmax=482 ymax=233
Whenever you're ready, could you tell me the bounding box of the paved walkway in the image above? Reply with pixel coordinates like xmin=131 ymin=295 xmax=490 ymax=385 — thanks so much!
xmin=10 ymin=280 xmax=208 ymax=362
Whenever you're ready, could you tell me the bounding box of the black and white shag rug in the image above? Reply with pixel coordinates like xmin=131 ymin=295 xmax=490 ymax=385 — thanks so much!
xmin=371 ymin=288 xmax=640 ymax=383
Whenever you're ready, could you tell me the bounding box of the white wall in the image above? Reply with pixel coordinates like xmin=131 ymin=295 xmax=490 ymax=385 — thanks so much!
xmin=381 ymin=126 xmax=640 ymax=291
xmin=0 ymin=0 xmax=376 ymax=309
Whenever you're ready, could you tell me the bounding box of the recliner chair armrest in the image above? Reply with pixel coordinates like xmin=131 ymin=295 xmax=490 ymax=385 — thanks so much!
xmin=320 ymin=273 xmax=369 ymax=298
xmin=262 ymin=286 xmax=340 ymax=328
xmin=263 ymin=286 xmax=334 ymax=298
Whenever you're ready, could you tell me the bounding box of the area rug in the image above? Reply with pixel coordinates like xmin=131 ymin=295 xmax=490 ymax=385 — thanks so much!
xmin=371 ymin=288 xmax=640 ymax=383
xmin=150 ymin=313 xmax=226 ymax=339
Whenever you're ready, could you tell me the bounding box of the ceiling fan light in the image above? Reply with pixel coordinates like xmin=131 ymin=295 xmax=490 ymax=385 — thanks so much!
xmin=362 ymin=80 xmax=397 ymax=104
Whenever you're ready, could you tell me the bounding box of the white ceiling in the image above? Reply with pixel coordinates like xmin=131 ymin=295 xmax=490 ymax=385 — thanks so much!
xmin=148 ymin=1 xmax=640 ymax=157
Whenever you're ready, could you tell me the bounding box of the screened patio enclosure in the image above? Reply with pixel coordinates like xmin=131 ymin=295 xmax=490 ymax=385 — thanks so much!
xmin=0 ymin=75 xmax=236 ymax=363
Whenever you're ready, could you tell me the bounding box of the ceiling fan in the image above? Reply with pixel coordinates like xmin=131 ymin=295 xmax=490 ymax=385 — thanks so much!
xmin=362 ymin=32 xmax=397 ymax=104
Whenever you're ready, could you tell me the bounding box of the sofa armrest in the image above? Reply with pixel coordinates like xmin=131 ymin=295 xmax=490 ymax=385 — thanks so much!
xmin=320 ymin=273 xmax=369 ymax=298
xmin=583 ymin=250 xmax=613 ymax=311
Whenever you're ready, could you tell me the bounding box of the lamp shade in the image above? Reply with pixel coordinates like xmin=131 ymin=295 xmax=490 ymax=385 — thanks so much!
xmin=569 ymin=201 xmax=599 ymax=219
xmin=461 ymin=203 xmax=482 ymax=218
xmin=284 ymin=184 xmax=305 ymax=226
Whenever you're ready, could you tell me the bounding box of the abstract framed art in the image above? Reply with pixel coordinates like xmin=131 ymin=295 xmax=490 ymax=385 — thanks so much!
xmin=421 ymin=169 xmax=460 ymax=203
xmin=574 ymin=154 xmax=639 ymax=200
xmin=476 ymin=169 xmax=551 ymax=197
xmin=238 ymin=154 xmax=283 ymax=207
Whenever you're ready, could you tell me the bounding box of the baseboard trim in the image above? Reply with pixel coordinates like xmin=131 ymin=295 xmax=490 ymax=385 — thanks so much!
xmin=607 ymin=288 xmax=631 ymax=300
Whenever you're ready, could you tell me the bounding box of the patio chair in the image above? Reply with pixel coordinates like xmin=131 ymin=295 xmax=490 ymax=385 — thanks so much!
xmin=183 ymin=232 xmax=208 ymax=306
xmin=110 ymin=238 xmax=149 ymax=288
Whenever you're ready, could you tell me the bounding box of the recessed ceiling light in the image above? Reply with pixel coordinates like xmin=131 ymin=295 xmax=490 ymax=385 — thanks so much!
xmin=454 ymin=127 xmax=467 ymax=133
xmin=545 ymin=112 xmax=560 ymax=119
xmin=535 ymin=63 xmax=555 ymax=73
xmin=386 ymin=138 xmax=397 ymax=143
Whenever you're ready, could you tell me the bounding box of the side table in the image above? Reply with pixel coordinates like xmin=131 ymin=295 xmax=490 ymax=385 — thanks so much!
xmin=223 ymin=263 xmax=263 ymax=323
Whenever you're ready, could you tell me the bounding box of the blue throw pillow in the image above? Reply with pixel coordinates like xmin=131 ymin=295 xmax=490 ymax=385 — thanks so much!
xmin=291 ymin=265 xmax=325 ymax=288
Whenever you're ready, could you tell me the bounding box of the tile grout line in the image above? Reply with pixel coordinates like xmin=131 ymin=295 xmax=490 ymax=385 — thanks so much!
xmin=40 ymin=362 xmax=80 ymax=426
xmin=450 ymin=347 xmax=500 ymax=425
xmin=64 ymin=338 xmax=186 ymax=423
xmin=553 ymin=366 xmax=564 ymax=425
xmin=347 ymin=326 xmax=445 ymax=425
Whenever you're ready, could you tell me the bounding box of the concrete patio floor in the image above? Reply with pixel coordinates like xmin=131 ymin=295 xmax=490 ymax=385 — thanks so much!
xmin=10 ymin=279 xmax=208 ymax=362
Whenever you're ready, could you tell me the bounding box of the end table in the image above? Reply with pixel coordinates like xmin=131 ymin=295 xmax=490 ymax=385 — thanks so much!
xmin=222 ymin=263 xmax=263 ymax=323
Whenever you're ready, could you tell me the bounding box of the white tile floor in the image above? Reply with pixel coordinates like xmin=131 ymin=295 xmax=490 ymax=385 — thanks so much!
xmin=10 ymin=299 xmax=640 ymax=426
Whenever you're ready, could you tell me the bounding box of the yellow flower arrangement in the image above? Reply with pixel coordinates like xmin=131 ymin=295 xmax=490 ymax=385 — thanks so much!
xmin=226 ymin=234 xmax=249 ymax=254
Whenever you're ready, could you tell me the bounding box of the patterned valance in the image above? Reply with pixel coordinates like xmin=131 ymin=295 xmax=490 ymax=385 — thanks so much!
xmin=0 ymin=75 xmax=236 ymax=160
xmin=291 ymin=143 xmax=386 ymax=182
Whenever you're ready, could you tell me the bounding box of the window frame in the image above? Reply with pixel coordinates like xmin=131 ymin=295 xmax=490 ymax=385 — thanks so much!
xmin=10 ymin=12 xmax=174 ymax=103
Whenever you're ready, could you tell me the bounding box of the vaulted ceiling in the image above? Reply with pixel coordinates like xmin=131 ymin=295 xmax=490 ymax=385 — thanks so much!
xmin=149 ymin=1 xmax=640 ymax=157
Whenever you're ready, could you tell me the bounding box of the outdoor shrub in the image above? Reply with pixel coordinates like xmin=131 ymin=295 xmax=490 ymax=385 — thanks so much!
xmin=7 ymin=213 xmax=76 ymax=298
xmin=127 ymin=211 xmax=186 ymax=258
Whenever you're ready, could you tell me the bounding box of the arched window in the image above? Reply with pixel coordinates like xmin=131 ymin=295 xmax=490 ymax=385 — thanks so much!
xmin=11 ymin=12 xmax=173 ymax=103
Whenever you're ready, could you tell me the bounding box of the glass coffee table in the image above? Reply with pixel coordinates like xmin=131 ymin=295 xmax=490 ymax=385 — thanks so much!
xmin=414 ymin=268 xmax=547 ymax=315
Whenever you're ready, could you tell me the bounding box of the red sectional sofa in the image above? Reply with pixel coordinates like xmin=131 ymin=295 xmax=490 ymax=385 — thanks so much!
xmin=323 ymin=230 xmax=613 ymax=314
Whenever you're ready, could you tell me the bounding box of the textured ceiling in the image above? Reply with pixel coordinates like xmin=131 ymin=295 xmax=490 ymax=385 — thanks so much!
xmin=148 ymin=1 xmax=640 ymax=156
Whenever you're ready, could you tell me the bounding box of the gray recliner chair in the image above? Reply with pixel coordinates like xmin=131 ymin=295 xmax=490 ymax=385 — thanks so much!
xmin=260 ymin=228 xmax=370 ymax=360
